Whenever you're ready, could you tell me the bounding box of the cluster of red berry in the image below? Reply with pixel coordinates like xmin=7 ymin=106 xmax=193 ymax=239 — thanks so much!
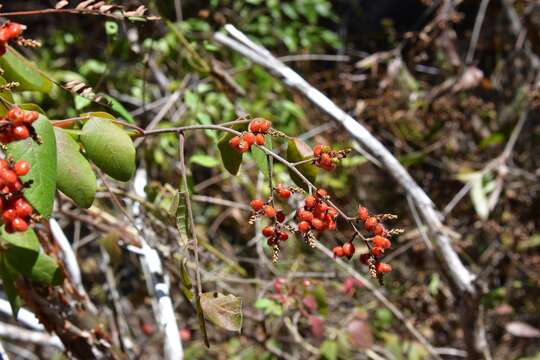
xmin=0 ymin=159 xmax=33 ymax=233
xmin=332 ymin=242 xmax=355 ymax=259
xmin=229 ymin=118 xmax=272 ymax=153
xmin=250 ymin=194 xmax=288 ymax=246
xmin=0 ymin=107 xmax=39 ymax=144
xmin=0 ymin=22 xmax=25 ymax=56
xmin=312 ymin=144 xmax=349 ymax=171
xmin=357 ymin=206 xmax=393 ymax=274
xmin=296 ymin=189 xmax=337 ymax=233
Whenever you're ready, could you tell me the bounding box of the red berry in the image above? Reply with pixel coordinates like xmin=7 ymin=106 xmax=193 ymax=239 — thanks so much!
xmin=315 ymin=202 xmax=328 ymax=213
xmin=14 ymin=198 xmax=32 ymax=218
xmin=264 ymin=205 xmax=276 ymax=218
xmin=141 ymin=322 xmax=155 ymax=336
xmin=6 ymin=107 xmax=23 ymax=122
xmin=316 ymin=189 xmax=328 ymax=198
xmin=311 ymin=218 xmax=326 ymax=231
xmin=2 ymin=208 xmax=16 ymax=223
xmin=243 ymin=132 xmax=256 ymax=146
xmin=327 ymin=207 xmax=338 ymax=218
xmin=371 ymin=246 xmax=384 ymax=257
xmin=327 ymin=220 xmax=336 ymax=231
xmin=262 ymin=226 xmax=275 ymax=237
xmin=333 ymin=246 xmax=344 ymax=257
xmin=342 ymin=242 xmax=355 ymax=258
xmin=374 ymin=223 xmax=386 ymax=236
xmin=0 ymin=28 xmax=9 ymax=42
xmin=359 ymin=253 xmax=370 ymax=264
xmin=250 ymin=199 xmax=264 ymax=211
xmin=259 ymin=119 xmax=272 ymax=133
xmin=229 ymin=135 xmax=241 ymax=148
xmin=10 ymin=180 xmax=22 ymax=192
xmin=23 ymin=111 xmax=39 ymax=124
xmin=6 ymin=23 xmax=24 ymax=39
xmin=320 ymin=153 xmax=332 ymax=167
xmin=364 ymin=217 xmax=378 ymax=232
xmin=237 ymin=141 xmax=250 ymax=153
xmin=255 ymin=133 xmax=265 ymax=145
xmin=299 ymin=210 xmax=314 ymax=222
xmin=298 ymin=221 xmax=311 ymax=233
xmin=279 ymin=232 xmax=288 ymax=241
xmin=12 ymin=125 xmax=30 ymax=140
xmin=304 ymin=196 xmax=316 ymax=209
xmin=249 ymin=120 xmax=261 ymax=133
xmin=373 ymin=235 xmax=391 ymax=250
xmin=0 ymin=169 xmax=17 ymax=185
xmin=0 ymin=133 xmax=12 ymax=145
xmin=278 ymin=188 xmax=291 ymax=199
xmin=376 ymin=262 xmax=392 ymax=273
xmin=357 ymin=206 xmax=369 ymax=221
xmin=0 ymin=160 xmax=8 ymax=170
xmin=313 ymin=144 xmax=323 ymax=156
xmin=14 ymin=160 xmax=30 ymax=177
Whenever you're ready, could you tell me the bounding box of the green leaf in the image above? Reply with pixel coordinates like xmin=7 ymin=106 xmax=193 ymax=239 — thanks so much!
xmin=217 ymin=124 xmax=246 ymax=175
xmin=179 ymin=258 xmax=193 ymax=301
xmin=255 ymin=298 xmax=283 ymax=316
xmin=175 ymin=191 xmax=189 ymax=247
xmin=286 ymin=138 xmax=318 ymax=191
xmin=195 ymin=294 xmax=210 ymax=348
xmin=0 ymin=46 xmax=54 ymax=92
xmin=189 ymin=154 xmax=220 ymax=168
xmin=80 ymin=117 xmax=136 ymax=182
xmin=0 ymin=227 xmax=40 ymax=251
xmin=518 ymin=234 xmax=540 ymax=251
xmin=26 ymin=253 xmax=64 ymax=286
xmin=54 ymin=128 xmax=97 ymax=208
xmin=200 ymin=292 xmax=243 ymax=332
xmin=7 ymin=116 xmax=57 ymax=218
xmin=102 ymin=95 xmax=135 ymax=123
xmin=2 ymin=228 xmax=40 ymax=282
xmin=320 ymin=340 xmax=338 ymax=360
xmin=19 ymin=103 xmax=46 ymax=115
xmin=0 ymin=256 xmax=20 ymax=317
xmin=251 ymin=135 xmax=272 ymax=176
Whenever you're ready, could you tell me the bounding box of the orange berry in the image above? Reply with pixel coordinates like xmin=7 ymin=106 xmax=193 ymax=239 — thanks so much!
xmin=229 ymin=135 xmax=241 ymax=148
xmin=373 ymin=235 xmax=391 ymax=250
xmin=371 ymin=246 xmax=384 ymax=257
xmin=374 ymin=223 xmax=386 ymax=236
xmin=279 ymin=232 xmax=288 ymax=241
xmin=364 ymin=217 xmax=378 ymax=232
xmin=6 ymin=107 xmax=23 ymax=122
xmin=0 ymin=160 xmax=8 ymax=170
xmin=243 ymin=132 xmax=256 ymax=146
xmin=333 ymin=246 xmax=344 ymax=257
xmin=250 ymin=199 xmax=264 ymax=211
xmin=299 ymin=210 xmax=314 ymax=222
xmin=14 ymin=198 xmax=32 ymax=218
xmin=6 ymin=23 xmax=24 ymax=39
xmin=259 ymin=119 xmax=272 ymax=133
xmin=237 ymin=141 xmax=250 ymax=153
xmin=255 ymin=133 xmax=265 ymax=145
xmin=327 ymin=220 xmax=336 ymax=231
xmin=278 ymin=188 xmax=291 ymax=199
xmin=342 ymin=242 xmax=355 ymax=258
xmin=262 ymin=226 xmax=275 ymax=237
xmin=1 ymin=169 xmax=17 ymax=185
xmin=249 ymin=119 xmax=261 ymax=133
xmin=357 ymin=206 xmax=369 ymax=221
xmin=327 ymin=207 xmax=338 ymax=218
xmin=304 ymin=196 xmax=316 ymax=209
xmin=315 ymin=202 xmax=328 ymax=213
xmin=264 ymin=205 xmax=276 ymax=218
xmin=298 ymin=221 xmax=311 ymax=233
xmin=320 ymin=153 xmax=332 ymax=167
xmin=2 ymin=208 xmax=16 ymax=223
xmin=313 ymin=144 xmax=323 ymax=156
xmin=311 ymin=218 xmax=326 ymax=231
xmin=23 ymin=111 xmax=39 ymax=124
xmin=316 ymin=189 xmax=328 ymax=198
xmin=14 ymin=160 xmax=30 ymax=177
xmin=13 ymin=124 xmax=29 ymax=141
xmin=376 ymin=262 xmax=392 ymax=273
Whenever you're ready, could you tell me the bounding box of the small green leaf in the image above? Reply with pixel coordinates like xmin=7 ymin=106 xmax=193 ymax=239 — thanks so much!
xmin=0 ymin=47 xmax=54 ymax=93
xmin=195 ymin=294 xmax=210 ymax=348
xmin=175 ymin=191 xmax=189 ymax=246
xmin=26 ymin=253 xmax=64 ymax=286
xmin=251 ymin=135 xmax=272 ymax=176
xmin=286 ymin=138 xmax=318 ymax=191
xmin=55 ymin=128 xmax=97 ymax=208
xmin=0 ymin=256 xmax=20 ymax=317
xmin=320 ymin=340 xmax=338 ymax=360
xmin=7 ymin=116 xmax=57 ymax=218
xmin=19 ymin=103 xmax=46 ymax=115
xmin=0 ymin=227 xmax=40 ymax=251
xmin=217 ymin=124 xmax=246 ymax=175
xmin=80 ymin=117 xmax=136 ymax=181
xmin=255 ymin=298 xmax=283 ymax=316
xmin=102 ymin=95 xmax=135 ymax=124
xmin=189 ymin=154 xmax=220 ymax=168
xmin=200 ymin=292 xmax=243 ymax=332
xmin=179 ymin=258 xmax=193 ymax=301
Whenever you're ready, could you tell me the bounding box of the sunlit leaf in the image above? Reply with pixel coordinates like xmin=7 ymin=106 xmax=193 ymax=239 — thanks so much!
xmin=0 ymin=47 xmax=54 ymax=92
xmin=200 ymin=292 xmax=243 ymax=332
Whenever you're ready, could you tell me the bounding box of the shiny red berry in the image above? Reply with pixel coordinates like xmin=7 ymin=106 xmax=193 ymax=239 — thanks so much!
xmin=376 ymin=262 xmax=392 ymax=273
xmin=243 ymin=132 xmax=256 ymax=146
xmin=313 ymin=144 xmax=323 ymax=156
xmin=12 ymin=125 xmax=30 ymax=140
xmin=14 ymin=160 xmax=30 ymax=177
xmin=264 ymin=205 xmax=276 ymax=218
xmin=2 ymin=208 xmax=16 ymax=223
xmin=255 ymin=133 xmax=265 ymax=145
xmin=373 ymin=235 xmax=391 ymax=250
xmin=229 ymin=135 xmax=241 ymax=148
xmin=248 ymin=120 xmax=261 ymax=133
xmin=1 ymin=169 xmax=17 ymax=185
xmin=299 ymin=210 xmax=314 ymax=222
xmin=262 ymin=226 xmax=275 ymax=237
xmin=250 ymin=199 xmax=264 ymax=211
xmin=14 ymin=198 xmax=32 ymax=218
xmin=311 ymin=218 xmax=326 ymax=231
xmin=333 ymin=246 xmax=344 ymax=257
xmin=278 ymin=232 xmax=288 ymax=241
xmin=259 ymin=119 xmax=272 ymax=133
xmin=364 ymin=217 xmax=378 ymax=232
xmin=298 ymin=221 xmax=311 ymax=233
xmin=11 ymin=217 xmax=28 ymax=232
xmin=357 ymin=206 xmax=369 ymax=221
xmin=371 ymin=246 xmax=384 ymax=257
xmin=304 ymin=196 xmax=316 ymax=209
xmin=342 ymin=242 xmax=355 ymax=258
xmin=23 ymin=111 xmax=39 ymax=124
xmin=237 ymin=141 xmax=250 ymax=153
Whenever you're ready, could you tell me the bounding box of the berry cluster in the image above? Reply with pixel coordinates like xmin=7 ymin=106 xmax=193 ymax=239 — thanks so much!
xmin=229 ymin=118 xmax=272 ymax=153
xmin=332 ymin=242 xmax=355 ymax=259
xmin=0 ymin=107 xmax=39 ymax=144
xmin=312 ymin=144 xmax=349 ymax=171
xmin=250 ymin=197 xmax=288 ymax=246
xmin=357 ymin=206 xmax=393 ymax=275
xmin=0 ymin=159 xmax=33 ymax=233
xmin=0 ymin=22 xmax=25 ymax=56
xmin=296 ymin=189 xmax=338 ymax=234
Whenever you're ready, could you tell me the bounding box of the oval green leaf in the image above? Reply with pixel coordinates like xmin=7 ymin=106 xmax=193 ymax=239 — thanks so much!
xmin=80 ymin=117 xmax=136 ymax=182
xmin=55 ymin=128 xmax=97 ymax=208
xmin=286 ymin=138 xmax=318 ymax=191
xmin=217 ymin=124 xmax=246 ymax=175
xmin=7 ymin=116 xmax=57 ymax=218
xmin=0 ymin=47 xmax=54 ymax=93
